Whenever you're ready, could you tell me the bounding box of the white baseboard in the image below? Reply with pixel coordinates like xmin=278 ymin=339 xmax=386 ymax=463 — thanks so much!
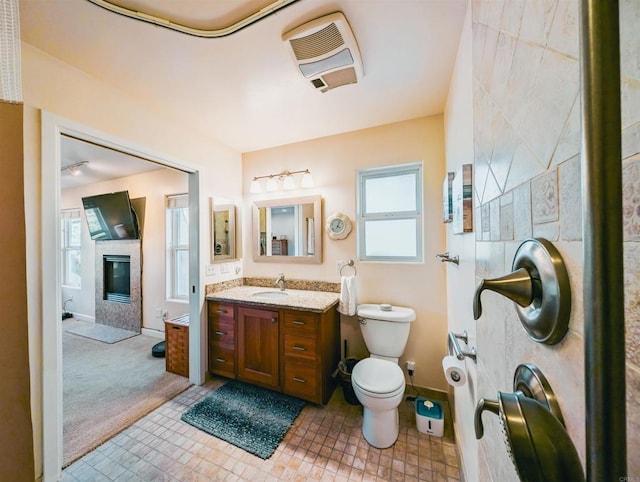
xmin=142 ymin=328 xmax=165 ymax=339
xmin=71 ymin=313 xmax=95 ymax=323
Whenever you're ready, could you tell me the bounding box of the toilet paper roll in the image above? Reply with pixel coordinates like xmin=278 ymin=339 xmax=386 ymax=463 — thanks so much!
xmin=442 ymin=355 xmax=467 ymax=387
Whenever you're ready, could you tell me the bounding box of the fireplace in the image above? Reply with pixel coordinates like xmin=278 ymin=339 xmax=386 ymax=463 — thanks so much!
xmin=103 ymin=255 xmax=131 ymax=303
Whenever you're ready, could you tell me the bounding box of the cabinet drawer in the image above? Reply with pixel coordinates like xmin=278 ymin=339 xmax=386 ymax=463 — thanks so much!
xmin=209 ymin=344 xmax=235 ymax=376
xmin=283 ymin=334 xmax=317 ymax=360
xmin=210 ymin=319 xmax=235 ymax=349
xmin=283 ymin=311 xmax=319 ymax=336
xmin=283 ymin=359 xmax=319 ymax=401
xmin=208 ymin=301 xmax=234 ymax=321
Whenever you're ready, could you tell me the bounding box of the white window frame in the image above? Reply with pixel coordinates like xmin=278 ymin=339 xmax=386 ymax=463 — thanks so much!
xmin=61 ymin=209 xmax=82 ymax=288
xmin=356 ymin=161 xmax=423 ymax=262
xmin=166 ymin=193 xmax=189 ymax=301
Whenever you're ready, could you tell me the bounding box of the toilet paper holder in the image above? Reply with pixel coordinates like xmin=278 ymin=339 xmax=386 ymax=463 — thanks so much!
xmin=448 ymin=331 xmax=477 ymax=362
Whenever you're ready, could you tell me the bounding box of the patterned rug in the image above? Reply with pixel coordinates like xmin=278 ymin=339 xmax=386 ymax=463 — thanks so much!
xmin=181 ymin=380 xmax=305 ymax=459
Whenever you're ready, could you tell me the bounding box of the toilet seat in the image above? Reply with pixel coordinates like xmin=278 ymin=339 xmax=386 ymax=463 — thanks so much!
xmin=352 ymin=358 xmax=404 ymax=398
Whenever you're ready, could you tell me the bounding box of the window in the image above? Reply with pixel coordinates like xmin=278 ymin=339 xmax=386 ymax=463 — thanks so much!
xmin=61 ymin=209 xmax=82 ymax=287
xmin=166 ymin=194 xmax=189 ymax=300
xmin=356 ymin=162 xmax=423 ymax=262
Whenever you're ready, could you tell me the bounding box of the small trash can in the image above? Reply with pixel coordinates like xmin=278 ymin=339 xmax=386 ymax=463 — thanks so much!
xmin=336 ymin=358 xmax=361 ymax=405
xmin=415 ymin=397 xmax=444 ymax=437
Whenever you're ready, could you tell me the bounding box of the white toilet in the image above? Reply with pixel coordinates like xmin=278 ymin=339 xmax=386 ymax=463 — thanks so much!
xmin=351 ymin=303 xmax=416 ymax=448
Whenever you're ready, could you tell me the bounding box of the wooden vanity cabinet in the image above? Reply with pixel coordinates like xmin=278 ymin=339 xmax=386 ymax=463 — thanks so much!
xmin=206 ymin=299 xmax=340 ymax=405
xmin=237 ymin=306 xmax=280 ymax=388
xmin=208 ymin=301 xmax=235 ymax=378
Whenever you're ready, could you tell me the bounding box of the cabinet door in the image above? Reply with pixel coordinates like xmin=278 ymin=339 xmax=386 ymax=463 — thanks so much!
xmin=237 ymin=306 xmax=280 ymax=388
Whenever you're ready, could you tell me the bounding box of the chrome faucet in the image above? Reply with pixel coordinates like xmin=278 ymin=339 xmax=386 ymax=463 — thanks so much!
xmin=275 ymin=273 xmax=286 ymax=291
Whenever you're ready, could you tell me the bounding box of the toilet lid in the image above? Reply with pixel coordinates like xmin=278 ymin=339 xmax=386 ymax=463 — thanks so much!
xmin=352 ymin=358 xmax=404 ymax=395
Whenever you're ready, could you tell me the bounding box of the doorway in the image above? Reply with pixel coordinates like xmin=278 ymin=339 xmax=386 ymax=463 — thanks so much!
xmin=41 ymin=112 xmax=203 ymax=481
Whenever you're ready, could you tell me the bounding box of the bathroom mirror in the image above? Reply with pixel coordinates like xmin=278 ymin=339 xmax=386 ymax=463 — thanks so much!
xmin=252 ymin=195 xmax=322 ymax=264
xmin=210 ymin=200 xmax=236 ymax=262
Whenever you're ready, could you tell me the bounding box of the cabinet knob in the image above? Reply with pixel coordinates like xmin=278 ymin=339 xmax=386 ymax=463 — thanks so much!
xmin=272 ymin=317 xmax=278 ymax=323
xmin=293 ymin=345 xmax=306 ymax=351
xmin=293 ymin=376 xmax=306 ymax=383
xmin=215 ymin=330 xmax=226 ymax=336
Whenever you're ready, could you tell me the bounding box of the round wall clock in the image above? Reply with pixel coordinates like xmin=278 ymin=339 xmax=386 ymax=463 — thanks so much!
xmin=327 ymin=212 xmax=352 ymax=240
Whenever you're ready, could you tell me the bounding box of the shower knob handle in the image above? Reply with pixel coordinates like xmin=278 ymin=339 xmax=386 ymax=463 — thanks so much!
xmin=473 ymin=268 xmax=533 ymax=320
xmin=474 ymin=398 xmax=500 ymax=439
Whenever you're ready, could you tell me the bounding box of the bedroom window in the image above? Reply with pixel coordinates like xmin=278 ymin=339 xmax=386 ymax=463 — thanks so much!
xmin=61 ymin=209 xmax=82 ymax=288
xmin=356 ymin=161 xmax=423 ymax=262
xmin=166 ymin=193 xmax=189 ymax=300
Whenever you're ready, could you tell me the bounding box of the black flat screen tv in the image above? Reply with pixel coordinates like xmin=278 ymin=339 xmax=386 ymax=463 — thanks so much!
xmin=82 ymin=191 xmax=140 ymax=240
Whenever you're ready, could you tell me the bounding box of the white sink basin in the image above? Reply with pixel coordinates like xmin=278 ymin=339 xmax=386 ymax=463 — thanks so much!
xmin=252 ymin=291 xmax=289 ymax=299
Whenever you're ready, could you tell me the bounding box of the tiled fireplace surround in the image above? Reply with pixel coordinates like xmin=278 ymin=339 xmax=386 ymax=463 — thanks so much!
xmin=469 ymin=0 xmax=640 ymax=480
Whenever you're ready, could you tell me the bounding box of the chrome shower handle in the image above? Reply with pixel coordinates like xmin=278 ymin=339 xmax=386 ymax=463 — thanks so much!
xmin=473 ymin=268 xmax=534 ymax=320
xmin=474 ymin=398 xmax=500 ymax=439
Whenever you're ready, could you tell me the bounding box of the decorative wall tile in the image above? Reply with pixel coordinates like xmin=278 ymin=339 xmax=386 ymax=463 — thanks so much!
xmin=623 ymin=157 xmax=640 ymax=241
xmin=476 ymin=206 xmax=483 ymax=241
xmin=478 ymin=27 xmax=499 ymax=89
xmin=505 ymin=142 xmax=545 ymax=192
xmin=475 ymin=148 xmax=491 ymax=204
xmin=484 ymin=0 xmax=504 ymax=29
xmin=490 ymin=33 xmax=517 ymax=110
xmin=622 ymin=77 xmax=640 ymax=130
xmin=623 ymin=121 xmax=640 ymax=161
xmin=532 ymin=169 xmax=559 ymax=224
xmin=503 ymin=41 xmax=544 ymax=132
xmin=559 ymin=155 xmax=583 ymax=241
xmin=551 ymin=93 xmax=581 ymax=167
xmin=627 ymin=366 xmax=640 ymax=476
xmin=512 ymin=182 xmax=532 ymax=240
xmin=500 ymin=202 xmax=514 ymax=241
xmin=517 ymin=49 xmax=579 ymax=168
xmin=533 ymin=221 xmax=560 ymax=241
xmin=519 ymin=0 xmax=558 ymax=47
xmin=555 ymin=241 xmax=585 ymax=337
xmin=620 ymin=0 xmax=640 ymax=81
xmin=624 ymin=242 xmax=640 ymax=368
xmin=489 ymin=113 xmax=517 ymax=190
xmin=547 ymin=0 xmax=580 ymax=59
xmin=500 ymin=0 xmax=525 ymax=38
xmin=490 ymin=198 xmax=501 ymax=240
xmin=481 ymin=203 xmax=491 ymax=240
xmin=484 ymin=168 xmax=502 ymax=204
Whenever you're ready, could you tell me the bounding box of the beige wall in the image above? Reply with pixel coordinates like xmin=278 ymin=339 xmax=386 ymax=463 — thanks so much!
xmin=22 ymin=44 xmax=243 ymax=478
xmin=243 ymin=116 xmax=449 ymax=390
xmin=444 ymin=1 xmax=640 ymax=480
xmin=61 ymin=168 xmax=189 ymax=331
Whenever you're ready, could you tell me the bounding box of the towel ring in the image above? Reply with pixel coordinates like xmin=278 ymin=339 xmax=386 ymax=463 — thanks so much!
xmin=340 ymin=260 xmax=357 ymax=276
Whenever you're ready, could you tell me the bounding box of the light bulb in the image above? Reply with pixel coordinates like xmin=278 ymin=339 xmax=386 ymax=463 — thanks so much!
xmin=249 ymin=179 xmax=262 ymax=193
xmin=283 ymin=175 xmax=296 ymax=190
xmin=266 ymin=177 xmax=278 ymax=192
xmin=301 ymin=171 xmax=314 ymax=188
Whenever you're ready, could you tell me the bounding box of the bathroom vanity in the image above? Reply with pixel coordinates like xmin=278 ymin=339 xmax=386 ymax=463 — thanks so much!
xmin=206 ymin=286 xmax=340 ymax=404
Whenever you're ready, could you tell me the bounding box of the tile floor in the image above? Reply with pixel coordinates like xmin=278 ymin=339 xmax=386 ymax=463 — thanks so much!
xmin=62 ymin=378 xmax=462 ymax=481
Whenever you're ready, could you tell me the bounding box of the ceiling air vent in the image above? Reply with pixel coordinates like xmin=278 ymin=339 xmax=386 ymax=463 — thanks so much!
xmin=283 ymin=12 xmax=363 ymax=93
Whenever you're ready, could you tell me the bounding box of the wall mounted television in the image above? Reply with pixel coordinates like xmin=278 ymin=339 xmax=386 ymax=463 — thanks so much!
xmin=81 ymin=191 xmax=140 ymax=240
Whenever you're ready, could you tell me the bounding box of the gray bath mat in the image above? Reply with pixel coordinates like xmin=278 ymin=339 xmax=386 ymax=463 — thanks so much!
xmin=181 ymin=380 xmax=305 ymax=459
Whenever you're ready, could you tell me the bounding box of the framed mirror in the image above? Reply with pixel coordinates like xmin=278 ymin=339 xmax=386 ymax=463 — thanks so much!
xmin=210 ymin=199 xmax=236 ymax=262
xmin=252 ymin=195 xmax=322 ymax=264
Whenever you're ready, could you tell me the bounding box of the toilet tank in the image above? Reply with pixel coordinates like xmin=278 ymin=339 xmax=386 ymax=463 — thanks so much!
xmin=356 ymin=304 xmax=416 ymax=358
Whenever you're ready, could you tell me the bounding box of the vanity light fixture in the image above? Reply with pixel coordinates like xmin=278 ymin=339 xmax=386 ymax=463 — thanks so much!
xmin=249 ymin=169 xmax=314 ymax=194
xmin=61 ymin=161 xmax=89 ymax=176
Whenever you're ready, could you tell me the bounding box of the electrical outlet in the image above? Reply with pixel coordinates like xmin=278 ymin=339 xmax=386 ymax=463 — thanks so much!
xmin=205 ymin=263 xmax=216 ymax=276
xmin=407 ymin=361 xmax=416 ymax=372
xmin=161 ymin=310 xmax=168 ymax=321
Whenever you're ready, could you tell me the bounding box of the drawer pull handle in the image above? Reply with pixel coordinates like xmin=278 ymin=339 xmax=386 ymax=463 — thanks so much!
xmin=215 ymin=357 xmax=226 ymax=362
xmin=172 ymin=326 xmax=181 ymax=330
xmin=292 ymin=320 xmax=305 ymax=325
xmin=216 ymin=309 xmax=228 ymax=314
xmin=293 ymin=376 xmax=306 ymax=383
xmin=215 ymin=330 xmax=226 ymax=336
xmin=293 ymin=345 xmax=306 ymax=351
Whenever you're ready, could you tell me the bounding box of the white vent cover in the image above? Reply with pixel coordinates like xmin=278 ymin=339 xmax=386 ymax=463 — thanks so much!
xmin=283 ymin=12 xmax=363 ymax=93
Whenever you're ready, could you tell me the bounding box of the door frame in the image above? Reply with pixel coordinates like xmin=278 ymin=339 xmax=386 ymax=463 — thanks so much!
xmin=41 ymin=112 xmax=203 ymax=481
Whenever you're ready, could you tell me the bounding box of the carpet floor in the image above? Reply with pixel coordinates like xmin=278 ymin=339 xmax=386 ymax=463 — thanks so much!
xmin=63 ymin=320 xmax=192 ymax=466
xmin=181 ymin=380 xmax=305 ymax=459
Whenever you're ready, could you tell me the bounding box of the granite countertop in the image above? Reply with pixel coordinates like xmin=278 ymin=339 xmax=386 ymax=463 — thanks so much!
xmin=206 ymin=286 xmax=340 ymax=313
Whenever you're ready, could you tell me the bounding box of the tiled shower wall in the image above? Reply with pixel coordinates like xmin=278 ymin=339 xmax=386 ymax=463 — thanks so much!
xmin=470 ymin=0 xmax=639 ymax=479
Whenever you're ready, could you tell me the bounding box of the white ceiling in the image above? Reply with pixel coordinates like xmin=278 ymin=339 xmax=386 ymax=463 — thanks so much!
xmin=21 ymin=0 xmax=467 ymax=185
